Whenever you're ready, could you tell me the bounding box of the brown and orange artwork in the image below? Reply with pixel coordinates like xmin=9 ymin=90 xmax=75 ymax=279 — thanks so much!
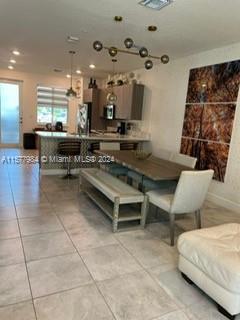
xmin=181 ymin=60 xmax=240 ymax=182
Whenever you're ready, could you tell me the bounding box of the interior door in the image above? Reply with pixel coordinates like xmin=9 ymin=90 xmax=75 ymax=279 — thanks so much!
xmin=0 ymin=80 xmax=22 ymax=147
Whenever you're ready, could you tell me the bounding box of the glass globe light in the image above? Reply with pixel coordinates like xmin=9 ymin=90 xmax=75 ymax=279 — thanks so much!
xmin=144 ymin=60 xmax=153 ymax=70
xmin=107 ymin=92 xmax=117 ymax=103
xmin=93 ymin=41 xmax=103 ymax=51
xmin=108 ymin=47 xmax=118 ymax=57
xmin=124 ymin=38 xmax=134 ymax=49
xmin=139 ymin=47 xmax=148 ymax=58
xmin=161 ymin=55 xmax=170 ymax=64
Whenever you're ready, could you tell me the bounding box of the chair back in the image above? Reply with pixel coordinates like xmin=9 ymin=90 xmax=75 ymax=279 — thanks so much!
xmin=171 ymin=170 xmax=214 ymax=214
xmin=100 ymin=142 xmax=120 ymax=151
xmin=158 ymin=148 xmax=173 ymax=161
xmin=170 ymin=153 xmax=197 ymax=168
xmin=58 ymin=141 xmax=81 ymax=156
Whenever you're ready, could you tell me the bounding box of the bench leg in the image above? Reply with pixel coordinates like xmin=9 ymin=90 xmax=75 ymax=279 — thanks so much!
xmin=181 ymin=272 xmax=194 ymax=285
xmin=113 ymin=197 xmax=120 ymax=233
xmin=217 ymin=305 xmax=235 ymax=320
xmin=141 ymin=195 xmax=149 ymax=228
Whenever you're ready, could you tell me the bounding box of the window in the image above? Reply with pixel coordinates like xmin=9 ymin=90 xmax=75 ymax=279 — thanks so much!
xmin=37 ymin=86 xmax=68 ymax=124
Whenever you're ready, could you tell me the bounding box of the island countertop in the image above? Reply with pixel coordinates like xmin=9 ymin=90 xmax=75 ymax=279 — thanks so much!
xmin=36 ymin=131 xmax=150 ymax=142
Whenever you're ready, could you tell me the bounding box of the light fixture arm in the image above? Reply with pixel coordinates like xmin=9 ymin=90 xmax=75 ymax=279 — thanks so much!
xmin=103 ymin=46 xmax=162 ymax=60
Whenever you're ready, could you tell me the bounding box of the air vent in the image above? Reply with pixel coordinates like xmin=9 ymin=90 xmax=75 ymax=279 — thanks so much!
xmin=139 ymin=0 xmax=173 ymax=10
xmin=53 ymin=69 xmax=62 ymax=73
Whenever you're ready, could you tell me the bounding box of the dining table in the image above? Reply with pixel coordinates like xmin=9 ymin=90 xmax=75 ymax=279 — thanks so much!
xmin=95 ymin=150 xmax=193 ymax=181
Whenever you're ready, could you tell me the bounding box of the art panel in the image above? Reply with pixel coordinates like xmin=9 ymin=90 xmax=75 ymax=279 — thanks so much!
xmin=186 ymin=60 xmax=240 ymax=103
xmin=180 ymin=138 xmax=229 ymax=182
xmin=182 ymin=104 xmax=236 ymax=144
xmin=181 ymin=59 xmax=240 ymax=182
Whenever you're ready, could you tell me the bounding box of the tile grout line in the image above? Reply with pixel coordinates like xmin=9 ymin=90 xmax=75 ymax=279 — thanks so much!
xmin=7 ymin=164 xmax=39 ymax=320
xmin=55 ymin=200 xmax=118 ymax=320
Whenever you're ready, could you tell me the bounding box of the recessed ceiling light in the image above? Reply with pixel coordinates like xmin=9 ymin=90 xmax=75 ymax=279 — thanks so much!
xmin=10 ymin=59 xmax=16 ymax=64
xmin=67 ymin=36 xmax=79 ymax=43
xmin=148 ymin=25 xmax=157 ymax=31
xmin=12 ymin=50 xmax=20 ymax=55
xmin=89 ymin=64 xmax=96 ymax=69
xmin=53 ymin=68 xmax=62 ymax=73
xmin=76 ymin=70 xmax=82 ymax=74
xmin=8 ymin=65 xmax=14 ymax=70
xmin=114 ymin=16 xmax=123 ymax=22
xmin=139 ymin=0 xmax=172 ymax=10
xmin=66 ymin=74 xmax=71 ymax=78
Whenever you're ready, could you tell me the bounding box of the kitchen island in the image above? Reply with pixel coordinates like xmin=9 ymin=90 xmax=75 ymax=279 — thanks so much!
xmin=36 ymin=131 xmax=150 ymax=174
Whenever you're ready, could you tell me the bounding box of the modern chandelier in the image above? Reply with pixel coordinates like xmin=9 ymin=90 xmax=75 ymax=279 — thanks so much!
xmin=93 ymin=38 xmax=169 ymax=70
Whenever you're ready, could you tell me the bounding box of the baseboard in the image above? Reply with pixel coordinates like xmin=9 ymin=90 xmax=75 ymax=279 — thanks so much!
xmin=40 ymin=168 xmax=80 ymax=175
xmin=207 ymin=192 xmax=240 ymax=214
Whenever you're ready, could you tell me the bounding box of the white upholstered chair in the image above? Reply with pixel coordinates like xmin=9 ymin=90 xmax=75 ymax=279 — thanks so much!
xmin=146 ymin=169 xmax=214 ymax=246
xmin=99 ymin=142 xmax=128 ymax=176
xmin=170 ymin=153 xmax=197 ymax=169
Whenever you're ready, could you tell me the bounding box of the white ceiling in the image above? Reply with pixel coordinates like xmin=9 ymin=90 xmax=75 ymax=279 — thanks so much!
xmin=1 ymin=0 xmax=240 ymax=78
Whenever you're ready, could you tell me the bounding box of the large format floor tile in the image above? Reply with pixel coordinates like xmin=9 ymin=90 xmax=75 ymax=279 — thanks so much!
xmin=59 ymin=211 xmax=107 ymax=233
xmin=0 ymin=205 xmax=16 ymax=221
xmin=0 ymin=301 xmax=36 ymax=320
xmin=34 ymin=285 xmax=114 ymax=320
xmin=1 ymin=148 xmax=240 ymax=320
xmin=0 ymin=220 xmax=20 ymax=240
xmin=22 ymin=231 xmax=76 ymax=261
xmin=0 ymin=263 xmax=31 ymax=306
xmin=46 ymin=190 xmax=79 ymax=203
xmin=98 ymin=270 xmax=177 ymax=320
xmin=148 ymin=266 xmax=206 ymax=308
xmin=16 ymin=203 xmax=53 ymax=219
xmin=19 ymin=215 xmax=63 ymax=236
xmin=52 ymin=200 xmax=81 ymax=215
xmin=116 ymin=230 xmax=178 ymax=268
xmin=27 ymin=253 xmax=93 ymax=297
xmin=154 ymin=310 xmax=190 ymax=320
xmin=81 ymin=244 xmax=142 ymax=281
xmin=0 ymin=238 xmax=24 ymax=266
xmin=13 ymin=193 xmax=49 ymax=205
xmin=185 ymin=298 xmax=229 ymax=320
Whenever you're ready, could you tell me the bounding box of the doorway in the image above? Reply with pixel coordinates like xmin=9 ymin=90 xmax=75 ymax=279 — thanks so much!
xmin=0 ymin=80 xmax=22 ymax=147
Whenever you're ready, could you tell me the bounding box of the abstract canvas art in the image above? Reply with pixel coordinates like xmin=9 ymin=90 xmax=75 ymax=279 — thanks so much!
xmin=181 ymin=60 xmax=240 ymax=181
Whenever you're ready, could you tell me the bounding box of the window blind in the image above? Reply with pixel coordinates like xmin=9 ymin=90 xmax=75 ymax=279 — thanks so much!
xmin=37 ymin=86 xmax=68 ymax=108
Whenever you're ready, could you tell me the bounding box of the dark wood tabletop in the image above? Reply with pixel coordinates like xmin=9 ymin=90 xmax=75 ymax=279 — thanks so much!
xmin=95 ymin=150 xmax=193 ymax=181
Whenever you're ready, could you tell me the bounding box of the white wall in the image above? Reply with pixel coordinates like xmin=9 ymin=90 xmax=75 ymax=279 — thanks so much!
xmin=0 ymin=69 xmax=84 ymax=140
xmin=135 ymin=42 xmax=240 ymax=211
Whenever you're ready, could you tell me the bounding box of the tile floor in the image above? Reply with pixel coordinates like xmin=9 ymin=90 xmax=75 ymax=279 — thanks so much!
xmin=0 ymin=148 xmax=239 ymax=320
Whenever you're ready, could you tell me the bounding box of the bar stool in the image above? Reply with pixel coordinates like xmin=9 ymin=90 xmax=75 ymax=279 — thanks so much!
xmin=57 ymin=141 xmax=81 ymax=179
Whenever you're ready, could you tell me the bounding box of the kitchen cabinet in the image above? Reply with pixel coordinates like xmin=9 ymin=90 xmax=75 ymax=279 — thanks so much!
xmin=99 ymin=84 xmax=144 ymax=120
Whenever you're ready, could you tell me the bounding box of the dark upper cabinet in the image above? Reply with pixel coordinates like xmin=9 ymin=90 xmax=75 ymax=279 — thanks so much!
xmin=99 ymin=84 xmax=144 ymax=120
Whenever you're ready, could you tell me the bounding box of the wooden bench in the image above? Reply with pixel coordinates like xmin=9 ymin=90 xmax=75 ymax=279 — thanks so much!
xmin=80 ymin=168 xmax=148 ymax=232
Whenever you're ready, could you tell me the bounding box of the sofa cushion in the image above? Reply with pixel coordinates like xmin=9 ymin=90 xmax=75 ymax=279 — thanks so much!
xmin=178 ymin=223 xmax=240 ymax=294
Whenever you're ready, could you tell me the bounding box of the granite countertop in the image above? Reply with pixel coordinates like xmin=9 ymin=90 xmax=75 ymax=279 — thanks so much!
xmin=36 ymin=131 xmax=150 ymax=141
